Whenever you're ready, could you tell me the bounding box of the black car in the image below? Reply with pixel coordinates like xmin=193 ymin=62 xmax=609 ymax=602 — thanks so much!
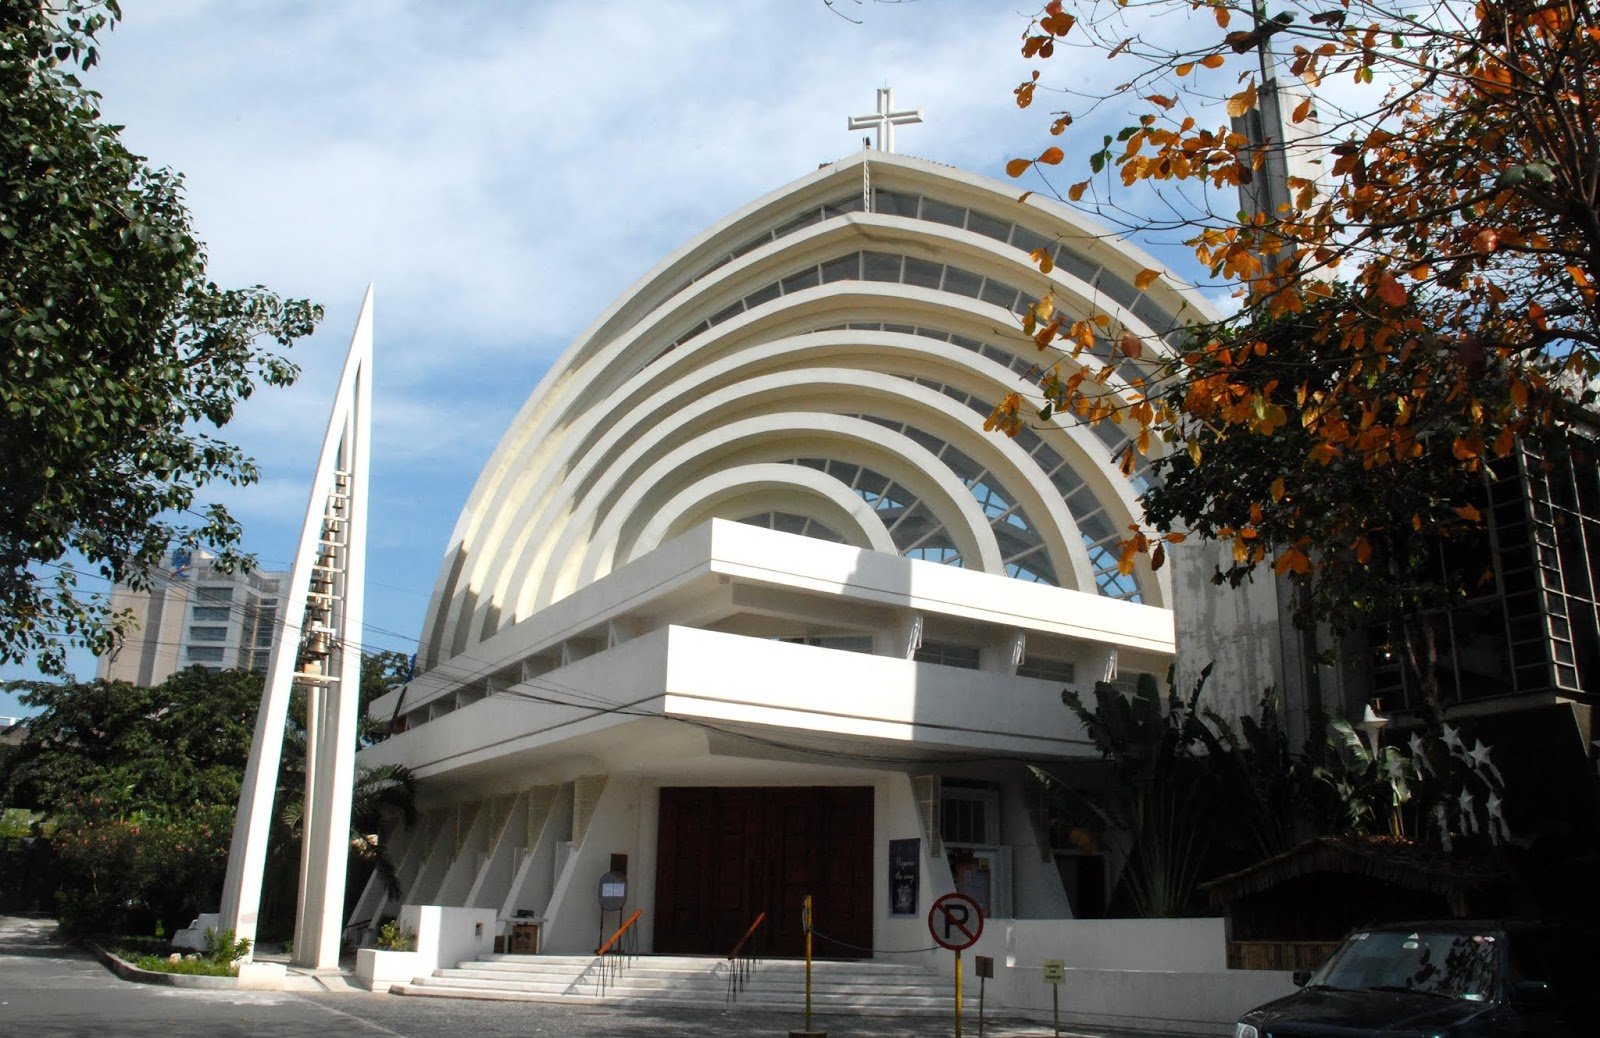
xmin=1234 ymin=920 xmax=1596 ymax=1037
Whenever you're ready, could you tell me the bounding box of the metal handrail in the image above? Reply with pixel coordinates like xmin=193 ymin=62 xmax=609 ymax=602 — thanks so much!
xmin=596 ymin=908 xmax=642 ymax=957
xmin=726 ymin=911 xmax=768 ymax=1001
xmin=591 ymin=908 xmax=642 ymax=997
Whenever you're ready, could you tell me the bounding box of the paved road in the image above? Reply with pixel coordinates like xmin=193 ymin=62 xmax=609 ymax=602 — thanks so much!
xmin=0 ymin=915 xmax=1190 ymax=1038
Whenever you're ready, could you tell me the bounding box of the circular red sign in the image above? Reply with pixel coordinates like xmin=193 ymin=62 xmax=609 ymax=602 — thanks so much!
xmin=927 ymin=892 xmax=984 ymax=950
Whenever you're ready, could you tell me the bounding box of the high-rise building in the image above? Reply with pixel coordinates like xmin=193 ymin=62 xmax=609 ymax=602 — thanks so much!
xmin=96 ymin=551 xmax=288 ymax=686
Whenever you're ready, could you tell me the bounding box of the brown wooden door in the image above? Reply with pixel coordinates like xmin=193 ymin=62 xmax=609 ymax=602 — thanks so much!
xmin=655 ymin=786 xmax=872 ymax=958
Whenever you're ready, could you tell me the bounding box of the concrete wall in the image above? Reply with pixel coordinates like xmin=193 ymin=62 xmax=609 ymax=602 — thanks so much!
xmin=912 ymin=917 xmax=1294 ymax=1036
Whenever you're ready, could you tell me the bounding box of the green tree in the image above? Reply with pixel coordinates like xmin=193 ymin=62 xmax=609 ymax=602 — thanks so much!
xmin=1 ymin=0 xmax=321 ymax=674
xmin=991 ymin=0 xmax=1599 ymax=622
xmin=0 ymin=668 xmax=262 ymax=816
xmin=0 ymin=667 xmax=263 ymax=932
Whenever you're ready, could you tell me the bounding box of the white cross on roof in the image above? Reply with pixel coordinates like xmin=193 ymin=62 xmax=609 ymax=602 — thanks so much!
xmin=848 ymin=87 xmax=923 ymax=154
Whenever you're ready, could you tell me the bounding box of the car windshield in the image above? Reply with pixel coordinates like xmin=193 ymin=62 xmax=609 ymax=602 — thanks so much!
xmin=1309 ymin=930 xmax=1499 ymax=1001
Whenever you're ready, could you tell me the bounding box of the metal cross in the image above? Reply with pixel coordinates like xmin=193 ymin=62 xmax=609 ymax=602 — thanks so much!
xmin=848 ymin=87 xmax=923 ymax=153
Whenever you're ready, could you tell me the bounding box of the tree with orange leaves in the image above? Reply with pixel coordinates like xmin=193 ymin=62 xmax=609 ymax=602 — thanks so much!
xmin=993 ymin=0 xmax=1600 ymax=711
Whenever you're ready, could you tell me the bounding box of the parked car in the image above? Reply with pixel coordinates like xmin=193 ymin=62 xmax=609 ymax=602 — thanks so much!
xmin=1234 ymin=920 xmax=1596 ymax=1037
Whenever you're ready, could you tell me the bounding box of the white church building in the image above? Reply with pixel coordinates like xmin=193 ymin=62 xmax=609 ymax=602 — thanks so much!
xmin=351 ymin=143 xmax=1291 ymax=965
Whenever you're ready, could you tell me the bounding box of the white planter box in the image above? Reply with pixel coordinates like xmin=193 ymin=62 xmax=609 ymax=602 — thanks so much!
xmin=355 ymin=948 xmax=424 ymax=991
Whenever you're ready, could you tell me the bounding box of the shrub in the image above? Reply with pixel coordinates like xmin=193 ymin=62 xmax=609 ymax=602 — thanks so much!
xmin=374 ymin=919 xmax=415 ymax=952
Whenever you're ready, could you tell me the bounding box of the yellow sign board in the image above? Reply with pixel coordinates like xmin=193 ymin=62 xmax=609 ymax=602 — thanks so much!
xmin=1042 ymin=959 xmax=1065 ymax=984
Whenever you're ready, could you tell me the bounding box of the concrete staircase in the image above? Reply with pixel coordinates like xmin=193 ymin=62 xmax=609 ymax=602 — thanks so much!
xmin=389 ymin=953 xmax=953 ymax=1013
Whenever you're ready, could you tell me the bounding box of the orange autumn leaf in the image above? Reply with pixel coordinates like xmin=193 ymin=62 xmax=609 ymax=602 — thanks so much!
xmin=1134 ymin=268 xmax=1161 ymax=290
xmin=1455 ymin=503 xmax=1482 ymax=521
xmin=1200 ymin=53 xmax=1225 ymax=69
xmin=1005 ymin=158 xmax=1031 ymax=178
xmin=1226 ymin=81 xmax=1258 ymax=118
xmin=1376 ymin=272 xmax=1407 ymax=307
xmin=1119 ymin=330 xmax=1142 ymax=358
xmin=1068 ymin=180 xmax=1089 ymax=201
xmin=1038 ymin=146 xmax=1065 ymax=165
xmin=1273 ymin=548 xmax=1311 ymax=576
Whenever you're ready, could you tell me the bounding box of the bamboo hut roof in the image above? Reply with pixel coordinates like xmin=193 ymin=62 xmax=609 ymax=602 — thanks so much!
xmin=1199 ymin=836 xmax=1505 ymax=912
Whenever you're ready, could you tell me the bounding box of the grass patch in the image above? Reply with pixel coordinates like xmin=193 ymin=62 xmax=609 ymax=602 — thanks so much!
xmin=127 ymin=952 xmax=236 ymax=977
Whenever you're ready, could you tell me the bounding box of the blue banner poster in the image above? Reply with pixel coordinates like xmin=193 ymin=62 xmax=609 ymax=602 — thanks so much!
xmin=889 ymin=837 xmax=920 ymax=916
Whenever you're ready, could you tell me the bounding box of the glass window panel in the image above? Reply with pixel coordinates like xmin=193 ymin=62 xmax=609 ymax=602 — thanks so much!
xmin=1017 ymin=656 xmax=1076 ymax=682
xmin=1096 ymin=270 xmax=1139 ymax=308
xmin=967 ymin=211 xmax=1011 ymax=242
xmin=1052 ymin=246 xmax=1099 ymax=284
xmin=940 ymin=445 xmax=985 ymax=484
xmin=1132 ymin=295 xmax=1168 ymax=329
xmin=1052 ymin=468 xmax=1089 ymax=501
xmin=186 ymin=646 xmax=225 ymax=662
xmin=903 ymin=426 xmax=945 ymax=454
xmin=823 ymin=194 xmax=865 ymax=217
xmin=708 ymin=301 xmax=744 ymax=326
xmin=1011 ymin=227 xmax=1053 ymax=258
xmin=1079 ymin=512 xmax=1117 ymax=543
xmin=745 ymin=282 xmax=781 ymax=308
xmin=943 ymin=267 xmax=983 ymax=297
xmin=980 ymin=279 xmax=1021 ymax=311
xmin=864 ymin=252 xmax=903 ymax=281
xmin=916 ymin=642 xmax=982 ymax=669
xmin=1007 ymin=561 xmax=1051 ymax=583
xmin=903 ymin=256 xmax=943 ymax=289
xmin=188 ymin=626 xmax=228 ymax=641
xmin=772 ymin=512 xmax=808 ymax=535
xmin=822 ymin=253 xmax=861 ymax=283
xmin=921 ymin=198 xmax=967 ymax=227
xmin=779 ymin=266 xmax=821 ymax=295
xmin=874 ymin=190 xmax=918 ymax=217
xmin=889 ymin=500 xmax=941 ymax=541
xmin=192 ymin=606 xmax=231 ymax=622
xmin=197 ymin=586 xmax=233 ymax=603
xmin=1032 ymin=442 xmax=1063 ymax=473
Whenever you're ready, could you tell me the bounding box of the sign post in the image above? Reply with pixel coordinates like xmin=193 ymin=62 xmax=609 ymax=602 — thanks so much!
xmin=789 ymin=895 xmax=823 ymax=1038
xmin=928 ymin=892 xmax=984 ymax=1038
xmin=1042 ymin=959 xmax=1065 ymax=1038
xmin=803 ymin=895 xmax=814 ymax=1034
xmin=974 ymin=955 xmax=994 ymax=1038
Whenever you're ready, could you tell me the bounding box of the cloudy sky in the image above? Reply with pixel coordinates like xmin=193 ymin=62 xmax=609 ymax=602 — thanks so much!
xmin=4 ymin=0 xmax=1236 ymax=713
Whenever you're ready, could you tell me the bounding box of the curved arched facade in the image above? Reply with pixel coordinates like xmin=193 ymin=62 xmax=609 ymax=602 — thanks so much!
xmin=418 ymin=151 xmax=1213 ymax=670
xmin=356 ymin=150 xmax=1212 ymax=964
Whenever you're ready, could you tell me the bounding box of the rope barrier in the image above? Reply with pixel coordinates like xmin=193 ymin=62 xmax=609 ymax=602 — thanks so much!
xmin=809 ymin=926 xmax=940 ymax=955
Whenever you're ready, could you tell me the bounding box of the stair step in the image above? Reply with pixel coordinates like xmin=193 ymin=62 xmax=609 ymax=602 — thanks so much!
xmin=389 ymin=953 xmax=953 ymax=1013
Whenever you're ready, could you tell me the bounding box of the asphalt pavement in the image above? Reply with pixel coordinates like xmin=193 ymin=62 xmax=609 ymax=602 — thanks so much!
xmin=0 ymin=914 xmax=1193 ymax=1038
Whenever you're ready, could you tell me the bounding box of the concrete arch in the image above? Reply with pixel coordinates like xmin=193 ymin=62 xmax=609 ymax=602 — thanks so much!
xmin=627 ymin=463 xmax=898 ymax=560
xmin=419 ymin=151 xmax=1215 ymax=669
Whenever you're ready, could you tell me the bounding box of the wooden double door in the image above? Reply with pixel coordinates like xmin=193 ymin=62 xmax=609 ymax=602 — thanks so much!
xmin=654 ymin=786 xmax=873 ymax=958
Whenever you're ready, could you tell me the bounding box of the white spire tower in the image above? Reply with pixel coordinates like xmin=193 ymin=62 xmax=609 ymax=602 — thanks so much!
xmin=219 ymin=286 xmax=374 ymax=967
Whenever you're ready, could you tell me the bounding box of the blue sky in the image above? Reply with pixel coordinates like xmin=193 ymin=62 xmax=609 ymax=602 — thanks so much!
xmin=3 ymin=0 xmax=1230 ymax=716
